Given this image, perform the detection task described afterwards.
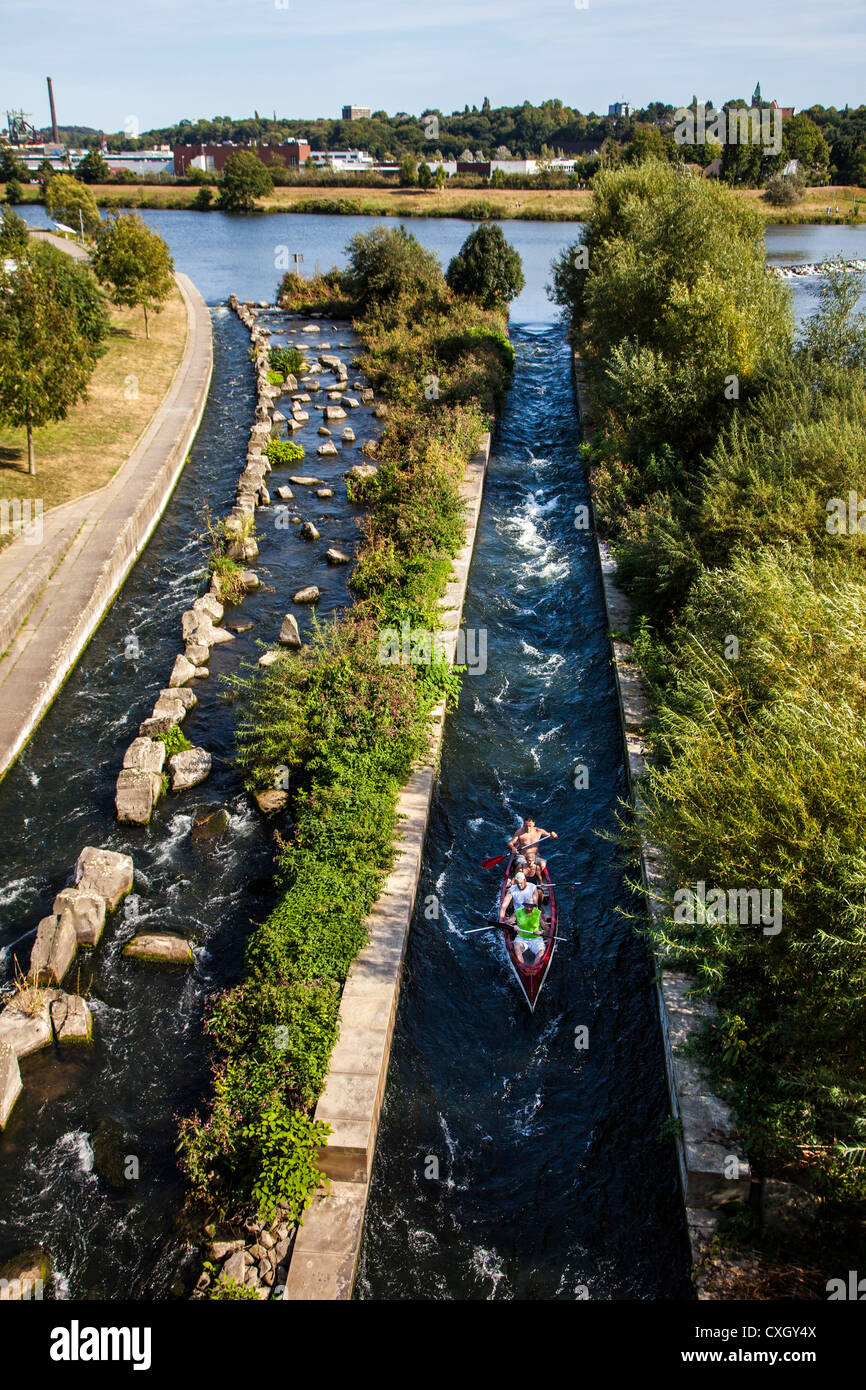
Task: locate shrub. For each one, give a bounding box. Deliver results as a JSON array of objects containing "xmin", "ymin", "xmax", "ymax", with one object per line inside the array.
[
  {"xmin": 264, "ymin": 439, "xmax": 305, "ymax": 466},
  {"xmin": 156, "ymin": 725, "xmax": 193, "ymax": 757},
  {"xmin": 343, "ymin": 224, "xmax": 446, "ymax": 311},
  {"xmin": 446, "ymin": 223, "xmax": 525, "ymax": 308},
  {"xmin": 269, "ymin": 344, "xmax": 303, "ymax": 377}
]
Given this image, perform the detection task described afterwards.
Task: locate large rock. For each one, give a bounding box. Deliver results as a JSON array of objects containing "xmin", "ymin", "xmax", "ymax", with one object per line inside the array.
[
  {"xmin": 288, "ymin": 476, "xmax": 320, "ymax": 486},
  {"xmin": 169, "ymin": 747, "xmax": 212, "ymax": 791},
  {"xmin": 342, "ymin": 428, "xmax": 356, "ymax": 443},
  {"xmin": 360, "ymin": 387, "xmax": 374, "ymax": 404},
  {"xmin": 116, "ymin": 767, "xmax": 164, "ymax": 825},
  {"xmin": 194, "ymin": 593, "xmax": 224, "ymax": 624},
  {"xmin": 300, "ymin": 522, "xmax": 320, "ymax": 541},
  {"xmin": 185, "ymin": 641, "xmax": 211, "ymax": 666},
  {"xmin": 160, "ymin": 686, "xmax": 197, "ymax": 711},
  {"xmin": 140, "ymin": 694, "xmax": 186, "ymax": 737},
  {"xmin": 279, "ymin": 614, "xmax": 301, "ymax": 647},
  {"xmin": 122, "ymin": 738, "xmax": 166, "ymax": 775},
  {"xmin": 48, "ymin": 992, "xmax": 93, "ymax": 1044},
  {"xmin": 51, "ymin": 888, "xmax": 106, "ymax": 948},
  {"xmin": 327, "ymin": 547, "xmax": 351, "ymax": 565},
  {"xmin": 0, "ymin": 1042, "xmax": 22, "ymax": 1130},
  {"xmin": 253, "ymin": 789, "xmax": 289, "ymax": 815},
  {"xmin": 341, "ymin": 396, "xmax": 360, "ymax": 410},
  {"xmin": 293, "ymin": 585, "xmax": 320, "ymax": 604},
  {"xmin": 123, "ymin": 934, "xmax": 194, "ymax": 966},
  {"xmin": 241, "ymin": 571, "xmax": 260, "ymax": 592},
  {"xmin": 0, "ymin": 993, "xmax": 52, "ymax": 1057},
  {"xmin": 28, "ymin": 913, "xmax": 77, "ymax": 986},
  {"xmin": 75, "ymin": 847, "xmax": 134, "ymax": 910},
  {"xmin": 347, "ymin": 463, "xmax": 378, "ymax": 483},
  {"xmin": 317, "ymin": 441, "xmax": 338, "ymax": 457},
  {"xmin": 276, "ymin": 486, "xmax": 294, "ymax": 501},
  {"xmin": 0, "ymin": 1249, "xmax": 51, "ymax": 1300},
  {"xmin": 169, "ymin": 654, "xmax": 198, "ymax": 688},
  {"xmin": 323, "ymin": 406, "xmax": 347, "ymax": 422}
]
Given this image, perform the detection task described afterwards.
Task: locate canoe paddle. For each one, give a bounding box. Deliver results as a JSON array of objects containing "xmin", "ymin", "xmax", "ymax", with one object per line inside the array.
[
  {"xmin": 464, "ymin": 920, "xmax": 570, "ymax": 943},
  {"xmin": 481, "ymin": 836, "xmax": 559, "ymax": 869}
]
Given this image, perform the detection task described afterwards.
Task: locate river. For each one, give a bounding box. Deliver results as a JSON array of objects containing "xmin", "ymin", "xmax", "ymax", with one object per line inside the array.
[{"xmin": 2, "ymin": 212, "xmax": 863, "ymax": 1298}]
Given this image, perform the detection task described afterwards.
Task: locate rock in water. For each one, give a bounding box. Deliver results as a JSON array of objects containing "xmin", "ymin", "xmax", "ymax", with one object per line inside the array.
[
  {"xmin": 342, "ymin": 428, "xmax": 356, "ymax": 443},
  {"xmin": 123, "ymin": 934, "xmax": 194, "ymax": 966},
  {"xmin": 28, "ymin": 914, "xmax": 77, "ymax": 986},
  {"xmin": 317, "ymin": 441, "xmax": 338, "ymax": 457},
  {"xmin": 122, "ymin": 738, "xmax": 166, "ymax": 775},
  {"xmin": 116, "ymin": 768, "xmax": 164, "ymax": 824},
  {"xmin": 326, "ymin": 547, "xmax": 351, "ymax": 565},
  {"xmin": 51, "ymin": 889, "xmax": 106, "ymax": 948},
  {"xmin": 279, "ymin": 614, "xmax": 301, "ymax": 647},
  {"xmin": 169, "ymin": 654, "xmax": 197, "ymax": 688},
  {"xmin": 75, "ymin": 847, "xmax": 134, "ymax": 910},
  {"xmin": 191, "ymin": 808, "xmax": 230, "ymax": 843},
  {"xmin": 253, "ymin": 789, "xmax": 289, "ymax": 814},
  {"xmin": 0, "ymin": 1042, "xmax": 22, "ymax": 1130},
  {"xmin": 316, "ymin": 488, "xmax": 334, "ymax": 498},
  {"xmin": 169, "ymin": 747, "xmax": 212, "ymax": 791},
  {"xmin": 293, "ymin": 585, "xmax": 320, "ymax": 604},
  {"xmin": 300, "ymin": 521, "xmax": 320, "ymax": 541}
]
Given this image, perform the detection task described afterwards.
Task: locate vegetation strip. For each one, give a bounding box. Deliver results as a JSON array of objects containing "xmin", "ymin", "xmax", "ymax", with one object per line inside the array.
[
  {"xmin": 552, "ymin": 158, "xmax": 866, "ymax": 1296},
  {"xmin": 179, "ymin": 224, "xmax": 521, "ymax": 1295}
]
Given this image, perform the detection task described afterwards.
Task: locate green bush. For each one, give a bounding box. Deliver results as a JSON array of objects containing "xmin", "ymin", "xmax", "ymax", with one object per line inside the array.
[
  {"xmin": 269, "ymin": 344, "xmax": 303, "ymax": 377},
  {"xmin": 264, "ymin": 439, "xmax": 305, "ymax": 466},
  {"xmin": 446, "ymin": 223, "xmax": 525, "ymax": 308},
  {"xmin": 156, "ymin": 726, "xmax": 193, "ymax": 757}
]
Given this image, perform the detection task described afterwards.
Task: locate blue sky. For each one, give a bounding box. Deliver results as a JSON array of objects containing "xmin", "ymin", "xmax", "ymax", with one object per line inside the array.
[{"xmin": 2, "ymin": 0, "xmax": 864, "ymax": 135}]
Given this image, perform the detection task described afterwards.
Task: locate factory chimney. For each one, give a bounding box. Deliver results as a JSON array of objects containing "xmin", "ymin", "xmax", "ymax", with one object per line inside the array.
[{"xmin": 46, "ymin": 76, "xmax": 60, "ymax": 143}]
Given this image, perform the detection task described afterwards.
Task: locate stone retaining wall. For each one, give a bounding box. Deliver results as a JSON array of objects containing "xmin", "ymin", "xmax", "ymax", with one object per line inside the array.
[
  {"xmin": 572, "ymin": 353, "xmax": 751, "ymax": 1290},
  {"xmin": 281, "ymin": 433, "xmax": 492, "ymax": 1301}
]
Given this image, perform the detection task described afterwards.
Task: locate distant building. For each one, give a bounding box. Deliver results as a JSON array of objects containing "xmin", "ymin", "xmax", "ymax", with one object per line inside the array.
[
  {"xmin": 173, "ymin": 140, "xmax": 311, "ymax": 175},
  {"xmin": 17, "ymin": 144, "xmax": 173, "ymax": 175},
  {"xmin": 608, "ymin": 102, "xmax": 634, "ymax": 118},
  {"xmin": 341, "ymin": 105, "xmax": 371, "ymax": 121},
  {"xmin": 309, "ymin": 149, "xmax": 375, "ymax": 170}
]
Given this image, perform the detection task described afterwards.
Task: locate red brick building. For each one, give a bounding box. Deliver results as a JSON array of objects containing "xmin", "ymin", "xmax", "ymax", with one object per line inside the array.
[{"xmin": 173, "ymin": 139, "xmax": 311, "ymax": 176}]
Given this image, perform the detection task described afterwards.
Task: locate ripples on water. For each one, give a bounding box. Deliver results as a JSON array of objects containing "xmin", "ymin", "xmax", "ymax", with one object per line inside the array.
[
  {"xmin": 0, "ymin": 309, "xmax": 379, "ymax": 1297},
  {"xmin": 355, "ymin": 325, "xmax": 692, "ymax": 1301}
]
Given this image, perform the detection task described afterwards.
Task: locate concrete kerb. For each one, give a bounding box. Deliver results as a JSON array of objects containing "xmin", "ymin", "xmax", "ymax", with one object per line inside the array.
[
  {"xmin": 282, "ymin": 432, "xmax": 492, "ymax": 1301},
  {"xmin": 0, "ymin": 272, "xmax": 213, "ymax": 782},
  {"xmin": 571, "ymin": 353, "xmax": 750, "ymax": 1285}
]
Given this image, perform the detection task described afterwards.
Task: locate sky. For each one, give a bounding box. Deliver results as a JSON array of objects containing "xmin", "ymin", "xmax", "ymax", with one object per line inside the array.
[{"xmin": 1, "ymin": 0, "xmax": 864, "ymax": 136}]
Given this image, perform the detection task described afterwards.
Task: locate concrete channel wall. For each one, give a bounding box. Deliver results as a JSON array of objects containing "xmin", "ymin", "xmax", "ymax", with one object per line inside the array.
[
  {"xmin": 0, "ymin": 273, "xmax": 213, "ymax": 781},
  {"xmin": 283, "ymin": 432, "xmax": 492, "ymax": 1301},
  {"xmin": 571, "ymin": 354, "xmax": 751, "ymax": 1287}
]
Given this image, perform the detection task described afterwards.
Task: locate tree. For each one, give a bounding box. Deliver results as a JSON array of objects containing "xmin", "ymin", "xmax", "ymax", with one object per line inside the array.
[
  {"xmin": 192, "ymin": 185, "xmax": 214, "ymax": 210},
  {"xmin": 445, "ymin": 223, "xmax": 525, "ymax": 309},
  {"xmin": 38, "ymin": 158, "xmax": 55, "ymax": 190},
  {"xmin": 432, "ymin": 165, "xmax": 447, "ymax": 191},
  {"xmin": 343, "ymin": 224, "xmax": 445, "ymax": 310},
  {"xmin": 218, "ymin": 151, "xmax": 273, "ymax": 212},
  {"xmin": 0, "ymin": 204, "xmax": 29, "ymax": 255},
  {"xmin": 76, "ymin": 149, "xmax": 110, "ymax": 184},
  {"xmin": 0, "ymin": 151, "xmax": 26, "ymax": 182},
  {"xmin": 92, "ymin": 213, "xmax": 175, "ymax": 338},
  {"xmin": 0, "ymin": 243, "xmax": 109, "ymax": 474},
  {"xmin": 45, "ymin": 173, "xmax": 101, "ymax": 237},
  {"xmin": 783, "ymin": 112, "xmax": 830, "ymax": 177},
  {"xmin": 4, "ymin": 179, "xmax": 23, "ymax": 205},
  {"xmin": 416, "ymin": 160, "xmax": 433, "ymax": 190},
  {"xmin": 398, "ymin": 152, "xmax": 418, "ymax": 186},
  {"xmin": 626, "ymin": 123, "xmax": 668, "ymax": 164}
]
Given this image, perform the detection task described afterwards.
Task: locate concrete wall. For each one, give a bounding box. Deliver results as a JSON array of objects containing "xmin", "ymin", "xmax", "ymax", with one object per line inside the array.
[
  {"xmin": 282, "ymin": 434, "xmax": 492, "ymax": 1301},
  {"xmin": 571, "ymin": 354, "xmax": 751, "ymax": 1285},
  {"xmin": 0, "ymin": 272, "xmax": 213, "ymax": 781}
]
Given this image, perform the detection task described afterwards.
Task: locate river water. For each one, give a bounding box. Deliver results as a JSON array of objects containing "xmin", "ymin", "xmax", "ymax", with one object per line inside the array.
[{"xmin": 3, "ymin": 212, "xmax": 863, "ymax": 1298}]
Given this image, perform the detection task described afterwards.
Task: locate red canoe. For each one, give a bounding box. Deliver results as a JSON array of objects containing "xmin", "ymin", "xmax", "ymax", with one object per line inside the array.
[{"xmin": 499, "ymin": 855, "xmax": 557, "ymax": 1012}]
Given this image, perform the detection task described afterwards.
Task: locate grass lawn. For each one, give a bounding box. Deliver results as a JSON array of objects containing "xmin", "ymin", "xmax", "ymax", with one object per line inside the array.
[
  {"xmin": 0, "ymin": 285, "xmax": 187, "ymax": 550},
  {"xmin": 8, "ymin": 181, "xmax": 866, "ymax": 225}
]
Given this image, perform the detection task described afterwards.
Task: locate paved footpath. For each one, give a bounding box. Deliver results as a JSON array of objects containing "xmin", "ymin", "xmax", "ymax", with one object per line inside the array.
[{"xmin": 0, "ymin": 262, "xmax": 213, "ymax": 782}]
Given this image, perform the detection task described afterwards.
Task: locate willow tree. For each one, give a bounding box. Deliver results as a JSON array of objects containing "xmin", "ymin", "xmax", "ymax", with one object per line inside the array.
[
  {"xmin": 92, "ymin": 213, "xmax": 175, "ymax": 339},
  {"xmin": 0, "ymin": 243, "xmax": 109, "ymax": 474}
]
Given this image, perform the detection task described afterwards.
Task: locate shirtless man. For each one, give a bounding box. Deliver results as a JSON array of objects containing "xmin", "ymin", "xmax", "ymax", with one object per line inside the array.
[{"xmin": 508, "ymin": 815, "xmax": 558, "ymax": 858}]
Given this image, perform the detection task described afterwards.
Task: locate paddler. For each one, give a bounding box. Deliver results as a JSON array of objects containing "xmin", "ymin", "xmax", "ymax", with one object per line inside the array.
[{"xmin": 499, "ymin": 870, "xmax": 545, "ymax": 964}]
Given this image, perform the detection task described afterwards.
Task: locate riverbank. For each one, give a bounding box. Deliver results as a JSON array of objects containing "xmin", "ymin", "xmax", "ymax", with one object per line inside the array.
[
  {"xmin": 0, "ymin": 271, "xmax": 212, "ymax": 781},
  {"xmin": 7, "ymin": 181, "xmax": 865, "ymax": 224}
]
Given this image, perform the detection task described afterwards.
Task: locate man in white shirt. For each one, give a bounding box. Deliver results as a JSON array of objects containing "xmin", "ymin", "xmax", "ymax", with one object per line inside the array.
[{"xmin": 500, "ymin": 870, "xmax": 544, "ymax": 963}]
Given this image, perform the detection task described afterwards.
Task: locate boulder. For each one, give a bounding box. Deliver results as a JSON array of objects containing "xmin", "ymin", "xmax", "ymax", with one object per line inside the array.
[
  {"xmin": 361, "ymin": 440, "xmax": 378, "ymax": 458},
  {"xmin": 327, "ymin": 391, "xmax": 343, "ymax": 402},
  {"xmin": 279, "ymin": 614, "xmax": 302, "ymax": 647},
  {"xmin": 288, "ymin": 476, "xmax": 320, "ymax": 486},
  {"xmin": 374, "ymin": 404, "xmax": 388, "ymax": 420},
  {"xmin": 122, "ymin": 738, "xmax": 166, "ymax": 775},
  {"xmin": 258, "ymin": 651, "xmax": 279, "ymax": 667},
  {"xmin": 293, "ymin": 585, "xmax": 320, "ymax": 604},
  {"xmin": 0, "ymin": 1249, "xmax": 51, "ymax": 1301},
  {"xmin": 316, "ymin": 488, "xmax": 334, "ymax": 498},
  {"xmin": 318, "ymin": 427, "xmax": 332, "ymax": 437},
  {"xmin": 300, "ymin": 522, "xmax": 320, "ymax": 541},
  {"xmin": 116, "ymin": 767, "xmax": 164, "ymax": 825},
  {"xmin": 300, "ymin": 323, "xmax": 321, "ymax": 333},
  {"xmin": 51, "ymin": 888, "xmax": 106, "ymax": 948},
  {"xmin": 253, "ymin": 789, "xmax": 289, "ymax": 815},
  {"xmin": 48, "ymin": 992, "xmax": 92, "ymax": 1044},
  {"xmin": 361, "ymin": 387, "xmax": 374, "ymax": 404},
  {"xmin": 324, "ymin": 406, "xmax": 347, "ymax": 422},
  {"xmin": 341, "ymin": 396, "xmax": 361, "ymax": 409},
  {"xmin": 123, "ymin": 934, "xmax": 194, "ymax": 966},
  {"xmin": 75, "ymin": 847, "xmax": 134, "ymax": 910},
  {"xmin": 169, "ymin": 747, "xmax": 212, "ymax": 791},
  {"xmin": 347, "ymin": 463, "xmax": 378, "ymax": 482},
  {"xmin": 257, "ymin": 487, "xmax": 270, "ymax": 507},
  {"xmin": 276, "ymin": 486, "xmax": 294, "ymax": 501},
  {"xmin": 283, "ymin": 373, "xmax": 298, "ymax": 392},
  {"xmin": 227, "ymin": 618, "xmax": 253, "ymax": 634},
  {"xmin": 241, "ymin": 570, "xmax": 260, "ymax": 592},
  {"xmin": 160, "ymin": 686, "xmax": 196, "ymax": 712},
  {"xmin": 169, "ymin": 654, "xmax": 197, "ymax": 688},
  {"xmin": 0, "ymin": 1042, "xmax": 22, "ymax": 1130},
  {"xmin": 291, "ymin": 410, "xmax": 309, "ymax": 423},
  {"xmin": 28, "ymin": 913, "xmax": 77, "ymax": 986},
  {"xmin": 0, "ymin": 994, "xmax": 52, "ymax": 1058},
  {"xmin": 191, "ymin": 808, "xmax": 229, "ymax": 842},
  {"xmin": 285, "ymin": 417, "xmax": 303, "ymax": 432},
  {"xmin": 194, "ymin": 593, "xmax": 224, "ymax": 624},
  {"xmin": 342, "ymin": 428, "xmax": 356, "ymax": 443},
  {"xmin": 317, "ymin": 442, "xmax": 338, "ymax": 457},
  {"xmin": 291, "ymin": 393, "xmax": 311, "ymax": 403},
  {"xmin": 327, "ymin": 547, "xmax": 351, "ymax": 565}
]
